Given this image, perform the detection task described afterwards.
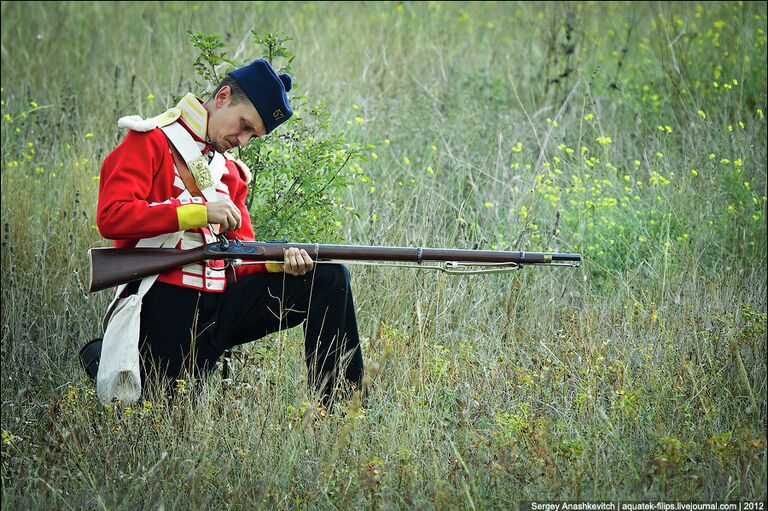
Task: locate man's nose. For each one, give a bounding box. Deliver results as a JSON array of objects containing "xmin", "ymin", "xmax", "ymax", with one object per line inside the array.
[{"xmin": 237, "ymin": 133, "xmax": 251, "ymax": 147}]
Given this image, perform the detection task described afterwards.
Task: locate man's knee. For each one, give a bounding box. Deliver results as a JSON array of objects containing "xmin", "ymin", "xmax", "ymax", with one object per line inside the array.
[{"xmin": 312, "ymin": 263, "xmax": 351, "ymax": 291}]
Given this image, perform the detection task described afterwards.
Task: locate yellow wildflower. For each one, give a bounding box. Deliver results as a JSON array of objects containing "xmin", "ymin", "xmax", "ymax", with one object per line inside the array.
[
  {"xmin": 596, "ymin": 136, "xmax": 612, "ymax": 145},
  {"xmin": 2, "ymin": 429, "xmax": 17, "ymax": 446}
]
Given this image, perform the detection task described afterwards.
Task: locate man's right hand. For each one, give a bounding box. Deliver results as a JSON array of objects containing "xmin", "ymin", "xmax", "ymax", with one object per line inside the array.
[{"xmin": 205, "ymin": 199, "xmax": 242, "ymax": 232}]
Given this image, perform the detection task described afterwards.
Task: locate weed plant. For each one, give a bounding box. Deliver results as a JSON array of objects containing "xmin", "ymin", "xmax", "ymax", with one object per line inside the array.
[{"xmin": 1, "ymin": 2, "xmax": 766, "ymax": 509}]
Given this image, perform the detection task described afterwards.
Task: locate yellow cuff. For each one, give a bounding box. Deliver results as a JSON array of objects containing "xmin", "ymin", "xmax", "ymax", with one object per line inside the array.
[
  {"xmin": 177, "ymin": 204, "xmax": 208, "ymax": 231},
  {"xmin": 265, "ymin": 262, "xmax": 284, "ymax": 273}
]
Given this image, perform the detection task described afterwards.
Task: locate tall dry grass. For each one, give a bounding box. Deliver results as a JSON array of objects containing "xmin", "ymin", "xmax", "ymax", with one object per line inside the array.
[{"xmin": 1, "ymin": 2, "xmax": 766, "ymax": 508}]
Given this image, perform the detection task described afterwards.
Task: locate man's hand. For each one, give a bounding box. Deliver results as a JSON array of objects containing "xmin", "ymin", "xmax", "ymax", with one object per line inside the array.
[
  {"xmin": 206, "ymin": 199, "xmax": 241, "ymax": 232},
  {"xmin": 283, "ymin": 247, "xmax": 314, "ymax": 276}
]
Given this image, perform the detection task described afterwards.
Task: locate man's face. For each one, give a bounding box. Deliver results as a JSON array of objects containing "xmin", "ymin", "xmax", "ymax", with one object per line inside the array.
[{"xmin": 206, "ymin": 86, "xmax": 267, "ymax": 153}]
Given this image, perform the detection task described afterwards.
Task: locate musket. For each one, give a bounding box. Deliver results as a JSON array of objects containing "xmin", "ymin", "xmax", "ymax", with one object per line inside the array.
[{"xmin": 88, "ymin": 238, "xmax": 581, "ymax": 293}]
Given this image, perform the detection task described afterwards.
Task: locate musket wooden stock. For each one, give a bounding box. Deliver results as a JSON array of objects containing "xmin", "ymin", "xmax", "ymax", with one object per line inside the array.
[
  {"xmin": 89, "ymin": 246, "xmax": 209, "ymax": 293},
  {"xmin": 88, "ymin": 241, "xmax": 581, "ymax": 293}
]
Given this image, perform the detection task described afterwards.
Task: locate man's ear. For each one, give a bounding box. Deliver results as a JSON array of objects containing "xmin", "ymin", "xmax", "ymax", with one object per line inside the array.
[{"xmin": 214, "ymin": 86, "xmax": 231, "ymax": 108}]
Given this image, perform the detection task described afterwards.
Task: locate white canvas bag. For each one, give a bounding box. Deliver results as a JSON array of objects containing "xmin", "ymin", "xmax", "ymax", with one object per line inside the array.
[{"xmin": 96, "ymin": 232, "xmax": 182, "ymax": 404}]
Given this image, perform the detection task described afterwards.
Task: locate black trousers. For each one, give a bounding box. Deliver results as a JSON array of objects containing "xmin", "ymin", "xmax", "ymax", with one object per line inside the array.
[{"xmin": 137, "ymin": 264, "xmax": 364, "ymax": 404}]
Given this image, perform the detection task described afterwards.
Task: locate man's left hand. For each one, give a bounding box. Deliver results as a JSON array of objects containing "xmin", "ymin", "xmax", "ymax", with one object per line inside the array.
[{"xmin": 283, "ymin": 247, "xmax": 314, "ymax": 276}]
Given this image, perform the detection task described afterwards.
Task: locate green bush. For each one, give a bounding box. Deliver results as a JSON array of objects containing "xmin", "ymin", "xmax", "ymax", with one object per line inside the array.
[{"xmin": 189, "ymin": 29, "xmax": 366, "ymax": 242}]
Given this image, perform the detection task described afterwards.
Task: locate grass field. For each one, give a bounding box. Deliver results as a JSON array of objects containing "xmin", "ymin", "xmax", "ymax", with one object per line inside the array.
[{"xmin": 1, "ymin": 1, "xmax": 766, "ymax": 509}]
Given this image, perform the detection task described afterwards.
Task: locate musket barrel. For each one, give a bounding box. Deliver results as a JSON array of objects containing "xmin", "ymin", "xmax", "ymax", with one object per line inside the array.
[
  {"xmin": 243, "ymin": 242, "xmax": 580, "ymax": 265},
  {"xmin": 552, "ymin": 252, "xmax": 581, "ymax": 261}
]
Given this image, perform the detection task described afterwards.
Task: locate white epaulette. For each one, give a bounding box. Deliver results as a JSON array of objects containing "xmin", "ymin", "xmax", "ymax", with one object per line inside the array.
[{"xmin": 117, "ymin": 107, "xmax": 182, "ymax": 132}]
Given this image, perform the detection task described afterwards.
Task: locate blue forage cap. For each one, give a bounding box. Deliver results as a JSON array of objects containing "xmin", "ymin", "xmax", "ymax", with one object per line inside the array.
[{"xmin": 228, "ymin": 59, "xmax": 293, "ymax": 134}]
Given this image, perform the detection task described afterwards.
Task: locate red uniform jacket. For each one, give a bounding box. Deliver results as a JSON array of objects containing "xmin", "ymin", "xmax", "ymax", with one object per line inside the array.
[{"xmin": 97, "ymin": 125, "xmax": 266, "ymax": 292}]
